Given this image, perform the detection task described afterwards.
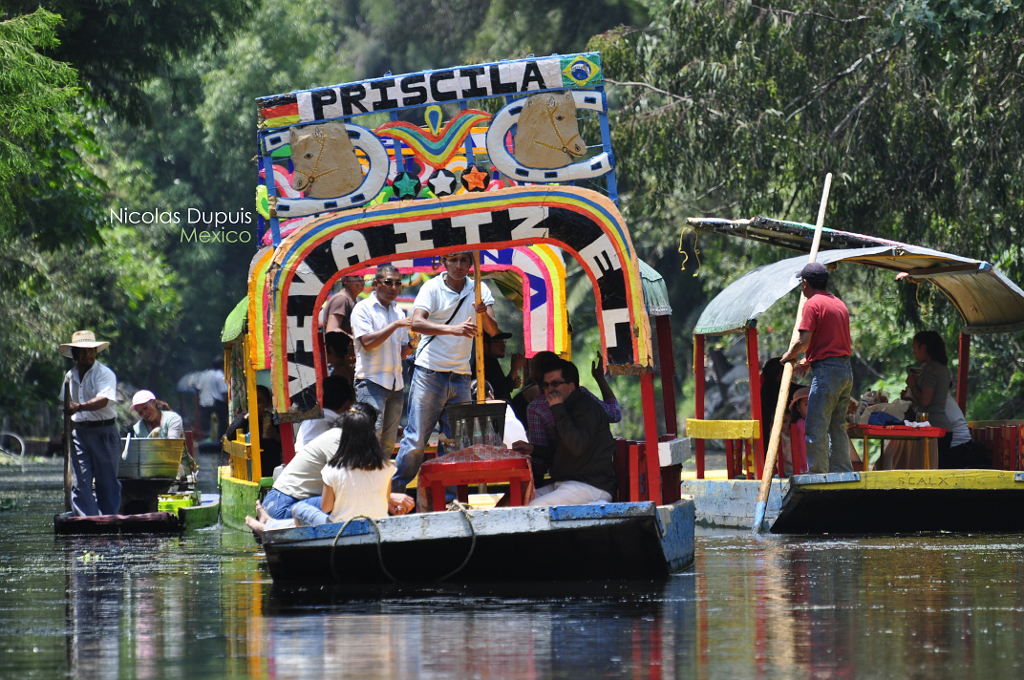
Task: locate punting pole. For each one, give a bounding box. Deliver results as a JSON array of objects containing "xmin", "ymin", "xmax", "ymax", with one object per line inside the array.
[
  {"xmin": 473, "ymin": 251, "xmax": 485, "ymax": 404},
  {"xmin": 63, "ymin": 381, "xmax": 72, "ymax": 513},
  {"xmin": 752, "ymin": 173, "xmax": 832, "ymax": 534}
]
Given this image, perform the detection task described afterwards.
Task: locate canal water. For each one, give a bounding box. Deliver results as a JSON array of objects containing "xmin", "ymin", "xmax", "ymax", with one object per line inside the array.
[{"xmin": 2, "ymin": 462, "xmax": 1024, "ymax": 679}]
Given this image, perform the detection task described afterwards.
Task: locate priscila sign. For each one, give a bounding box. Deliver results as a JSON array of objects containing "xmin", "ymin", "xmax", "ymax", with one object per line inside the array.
[{"xmin": 257, "ymin": 53, "xmax": 604, "ymax": 127}]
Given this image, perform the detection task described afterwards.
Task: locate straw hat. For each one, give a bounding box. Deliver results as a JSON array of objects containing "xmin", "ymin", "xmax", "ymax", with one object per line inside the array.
[
  {"xmin": 789, "ymin": 387, "xmax": 811, "ymax": 410},
  {"xmin": 59, "ymin": 330, "xmax": 110, "ymax": 358}
]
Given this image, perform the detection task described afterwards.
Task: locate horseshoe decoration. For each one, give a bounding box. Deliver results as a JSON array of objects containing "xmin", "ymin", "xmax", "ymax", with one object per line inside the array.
[
  {"xmin": 485, "ymin": 91, "xmax": 612, "ymax": 183},
  {"xmin": 262, "ymin": 123, "xmax": 390, "ymax": 217}
]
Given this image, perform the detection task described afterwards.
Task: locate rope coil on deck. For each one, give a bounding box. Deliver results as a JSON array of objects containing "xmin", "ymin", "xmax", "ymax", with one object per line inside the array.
[
  {"xmin": 331, "ymin": 515, "xmax": 397, "ymax": 583},
  {"xmin": 438, "ymin": 501, "xmax": 478, "ymax": 582},
  {"xmin": 328, "ymin": 501, "xmax": 479, "ymax": 584}
]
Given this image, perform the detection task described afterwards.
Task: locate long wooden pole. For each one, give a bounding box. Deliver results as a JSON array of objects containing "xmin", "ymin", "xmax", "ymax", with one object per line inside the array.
[
  {"xmin": 473, "ymin": 252, "xmax": 485, "ymax": 403},
  {"xmin": 752, "ymin": 173, "xmax": 832, "ymax": 533},
  {"xmin": 63, "ymin": 381, "xmax": 72, "ymax": 513}
]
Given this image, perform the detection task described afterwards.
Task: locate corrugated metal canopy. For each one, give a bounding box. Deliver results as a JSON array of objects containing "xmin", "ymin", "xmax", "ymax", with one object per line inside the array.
[{"xmin": 694, "ymin": 245, "xmax": 1024, "ymax": 336}]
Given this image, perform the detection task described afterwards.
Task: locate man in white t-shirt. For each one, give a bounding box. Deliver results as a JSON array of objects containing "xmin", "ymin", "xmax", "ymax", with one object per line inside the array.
[{"xmin": 391, "ymin": 252, "xmax": 498, "ymax": 494}]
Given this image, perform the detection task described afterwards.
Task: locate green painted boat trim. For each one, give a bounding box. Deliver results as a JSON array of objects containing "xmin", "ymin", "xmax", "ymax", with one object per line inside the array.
[
  {"xmin": 179, "ymin": 496, "xmax": 220, "ymax": 531},
  {"xmin": 219, "ymin": 469, "xmax": 264, "ymax": 531}
]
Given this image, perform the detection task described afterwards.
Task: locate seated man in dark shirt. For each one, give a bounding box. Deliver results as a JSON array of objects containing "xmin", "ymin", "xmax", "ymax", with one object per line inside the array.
[{"xmin": 512, "ymin": 359, "xmax": 616, "ymax": 505}]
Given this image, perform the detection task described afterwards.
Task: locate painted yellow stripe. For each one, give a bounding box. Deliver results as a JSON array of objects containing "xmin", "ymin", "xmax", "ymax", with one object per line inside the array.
[
  {"xmin": 686, "ymin": 419, "xmax": 761, "ymax": 440},
  {"xmin": 263, "ymin": 114, "xmax": 300, "ymax": 128},
  {"xmin": 798, "ymin": 469, "xmax": 1022, "ymax": 491}
]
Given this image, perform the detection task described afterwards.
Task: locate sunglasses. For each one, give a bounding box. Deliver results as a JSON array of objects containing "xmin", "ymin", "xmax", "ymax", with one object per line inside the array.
[
  {"xmin": 377, "ymin": 278, "xmax": 402, "ymax": 287},
  {"xmin": 540, "ymin": 379, "xmax": 568, "ymax": 390}
]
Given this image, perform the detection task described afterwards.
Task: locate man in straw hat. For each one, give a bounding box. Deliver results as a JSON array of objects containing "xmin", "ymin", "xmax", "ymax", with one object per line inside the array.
[{"xmin": 60, "ymin": 330, "xmax": 121, "ymax": 516}]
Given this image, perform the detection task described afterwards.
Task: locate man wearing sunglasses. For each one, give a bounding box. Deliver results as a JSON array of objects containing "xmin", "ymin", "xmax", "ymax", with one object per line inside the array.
[
  {"xmin": 391, "ymin": 251, "xmax": 499, "ymax": 494},
  {"xmin": 351, "ymin": 265, "xmax": 414, "ymax": 455},
  {"xmin": 513, "ymin": 359, "xmax": 616, "ymax": 506}
]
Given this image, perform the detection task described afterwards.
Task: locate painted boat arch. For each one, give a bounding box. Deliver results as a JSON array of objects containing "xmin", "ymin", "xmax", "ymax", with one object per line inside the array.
[
  {"xmin": 247, "ymin": 243, "xmax": 570, "ymax": 378},
  {"xmin": 347, "ymin": 244, "xmax": 571, "ymax": 359},
  {"xmin": 264, "ymin": 186, "xmax": 651, "ymax": 417}
]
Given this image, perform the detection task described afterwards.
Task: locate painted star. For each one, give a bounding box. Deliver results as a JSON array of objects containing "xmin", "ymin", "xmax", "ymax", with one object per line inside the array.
[
  {"xmin": 461, "ymin": 165, "xmax": 491, "ymax": 192},
  {"xmin": 428, "ymin": 169, "xmax": 457, "ymax": 196},
  {"xmin": 392, "ymin": 172, "xmax": 421, "ymax": 199}
]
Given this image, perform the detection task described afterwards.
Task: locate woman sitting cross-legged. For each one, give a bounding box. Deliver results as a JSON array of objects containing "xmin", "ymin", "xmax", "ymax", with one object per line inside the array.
[{"xmin": 246, "ymin": 403, "xmax": 413, "ymax": 538}]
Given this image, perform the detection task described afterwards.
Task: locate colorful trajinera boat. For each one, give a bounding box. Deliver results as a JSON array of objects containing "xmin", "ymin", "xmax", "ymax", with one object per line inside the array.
[
  {"xmin": 681, "ymin": 216, "xmax": 1024, "ymax": 533},
  {"xmin": 220, "ymin": 52, "xmax": 695, "ymax": 583}
]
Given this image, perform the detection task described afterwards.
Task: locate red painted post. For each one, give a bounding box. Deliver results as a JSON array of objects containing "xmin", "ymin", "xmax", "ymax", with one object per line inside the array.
[
  {"xmin": 746, "ymin": 327, "xmax": 764, "ymax": 465},
  {"xmin": 642, "ymin": 372, "xmax": 663, "ymax": 504},
  {"xmin": 694, "ymin": 334, "xmax": 706, "ymax": 480},
  {"xmin": 957, "ymin": 332, "xmax": 970, "ymax": 415},
  {"xmin": 279, "ymin": 422, "xmax": 295, "ymax": 464},
  {"xmin": 656, "ymin": 316, "xmax": 678, "ymax": 437},
  {"xmin": 725, "ymin": 439, "xmax": 734, "ymax": 480}
]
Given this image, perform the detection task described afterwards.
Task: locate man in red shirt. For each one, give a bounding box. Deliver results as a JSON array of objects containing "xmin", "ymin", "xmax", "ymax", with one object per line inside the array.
[{"xmin": 781, "ymin": 262, "xmax": 854, "ymax": 474}]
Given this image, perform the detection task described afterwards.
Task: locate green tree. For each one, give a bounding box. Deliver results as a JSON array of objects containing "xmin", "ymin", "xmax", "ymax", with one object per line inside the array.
[{"xmin": 594, "ymin": 0, "xmax": 1024, "ymax": 418}]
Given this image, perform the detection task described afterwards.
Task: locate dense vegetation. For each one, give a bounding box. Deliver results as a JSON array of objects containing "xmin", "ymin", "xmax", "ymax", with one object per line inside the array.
[{"xmin": 1, "ymin": 0, "xmax": 1021, "ymax": 436}]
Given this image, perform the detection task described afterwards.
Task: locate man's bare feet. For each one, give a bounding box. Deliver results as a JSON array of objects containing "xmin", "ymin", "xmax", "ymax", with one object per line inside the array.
[
  {"xmin": 255, "ymin": 500, "xmax": 271, "ymax": 524},
  {"xmin": 245, "ymin": 514, "xmax": 265, "ymax": 538}
]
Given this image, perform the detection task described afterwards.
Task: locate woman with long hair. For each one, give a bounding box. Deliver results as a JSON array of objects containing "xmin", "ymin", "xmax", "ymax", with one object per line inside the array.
[
  {"xmin": 245, "ymin": 403, "xmax": 414, "ymax": 537},
  {"xmin": 906, "ymin": 330, "xmax": 955, "ymax": 457},
  {"xmin": 291, "ymin": 403, "xmax": 410, "ymax": 526}
]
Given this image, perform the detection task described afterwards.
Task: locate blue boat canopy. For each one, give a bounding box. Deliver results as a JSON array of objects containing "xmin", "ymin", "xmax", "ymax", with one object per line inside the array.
[{"xmin": 688, "ymin": 219, "xmax": 1024, "ymax": 336}]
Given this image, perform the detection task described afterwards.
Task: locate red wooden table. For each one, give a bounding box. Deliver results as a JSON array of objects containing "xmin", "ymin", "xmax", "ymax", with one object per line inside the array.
[
  {"xmin": 417, "ymin": 456, "xmax": 533, "ymax": 511},
  {"xmin": 848, "ymin": 424, "xmax": 947, "ymax": 471}
]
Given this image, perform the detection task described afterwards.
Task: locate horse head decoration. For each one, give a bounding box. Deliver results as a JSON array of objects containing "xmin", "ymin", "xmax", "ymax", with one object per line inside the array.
[
  {"xmin": 289, "ymin": 122, "xmax": 364, "ymax": 198},
  {"xmin": 513, "ymin": 91, "xmax": 586, "ymax": 169}
]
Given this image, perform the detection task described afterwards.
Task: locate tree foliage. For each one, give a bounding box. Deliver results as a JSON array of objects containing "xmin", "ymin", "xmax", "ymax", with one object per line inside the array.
[{"xmin": 594, "ymin": 0, "xmax": 1024, "ymax": 418}]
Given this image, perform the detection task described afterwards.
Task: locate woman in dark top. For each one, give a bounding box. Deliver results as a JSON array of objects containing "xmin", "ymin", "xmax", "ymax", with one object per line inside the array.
[{"xmin": 906, "ymin": 330, "xmax": 953, "ymax": 457}]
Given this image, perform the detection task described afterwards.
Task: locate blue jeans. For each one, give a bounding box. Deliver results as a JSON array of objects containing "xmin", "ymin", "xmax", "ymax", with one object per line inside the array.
[
  {"xmin": 805, "ymin": 356, "xmax": 854, "ymax": 474},
  {"xmin": 391, "ymin": 367, "xmax": 471, "ymax": 493},
  {"xmin": 262, "ymin": 488, "xmax": 301, "ymax": 521},
  {"xmin": 291, "ymin": 495, "xmax": 329, "ymax": 525},
  {"xmin": 355, "ymin": 378, "xmax": 405, "ymax": 455},
  {"xmin": 71, "ymin": 425, "xmax": 122, "ymax": 516}
]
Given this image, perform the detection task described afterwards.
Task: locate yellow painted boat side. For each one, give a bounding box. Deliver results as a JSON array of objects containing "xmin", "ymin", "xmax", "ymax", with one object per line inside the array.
[{"xmin": 796, "ymin": 469, "xmax": 1021, "ymax": 492}]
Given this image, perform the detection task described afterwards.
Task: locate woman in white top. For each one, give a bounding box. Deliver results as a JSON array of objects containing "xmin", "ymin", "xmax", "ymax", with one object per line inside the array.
[
  {"xmin": 292, "ymin": 403, "xmax": 408, "ymax": 525},
  {"xmin": 245, "ymin": 403, "xmax": 414, "ymax": 537}
]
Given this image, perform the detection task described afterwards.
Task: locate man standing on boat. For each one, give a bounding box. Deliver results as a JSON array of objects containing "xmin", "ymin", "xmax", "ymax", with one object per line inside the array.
[
  {"xmin": 781, "ymin": 263, "xmax": 854, "ymax": 474},
  {"xmin": 391, "ymin": 252, "xmax": 498, "ymax": 494},
  {"xmin": 60, "ymin": 330, "xmax": 121, "ymax": 516},
  {"xmin": 512, "ymin": 359, "xmax": 616, "ymax": 505},
  {"xmin": 323, "ymin": 274, "xmax": 365, "ymax": 385},
  {"xmin": 351, "ymin": 264, "xmax": 413, "ymax": 454}
]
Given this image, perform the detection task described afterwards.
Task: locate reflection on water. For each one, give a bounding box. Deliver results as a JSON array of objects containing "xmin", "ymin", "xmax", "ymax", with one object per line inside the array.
[{"xmin": 2, "ymin": 479, "xmax": 1024, "ymax": 678}]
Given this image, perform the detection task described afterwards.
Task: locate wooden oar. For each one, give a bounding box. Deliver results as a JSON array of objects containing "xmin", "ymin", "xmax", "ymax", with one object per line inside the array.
[
  {"xmin": 63, "ymin": 381, "xmax": 72, "ymax": 513},
  {"xmin": 752, "ymin": 173, "xmax": 832, "ymax": 534},
  {"xmin": 473, "ymin": 251, "xmax": 485, "ymax": 404}
]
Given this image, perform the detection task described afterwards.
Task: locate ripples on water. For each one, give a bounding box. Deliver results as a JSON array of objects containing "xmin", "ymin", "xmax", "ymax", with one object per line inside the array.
[{"xmin": 1, "ymin": 473, "xmax": 1023, "ymax": 679}]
